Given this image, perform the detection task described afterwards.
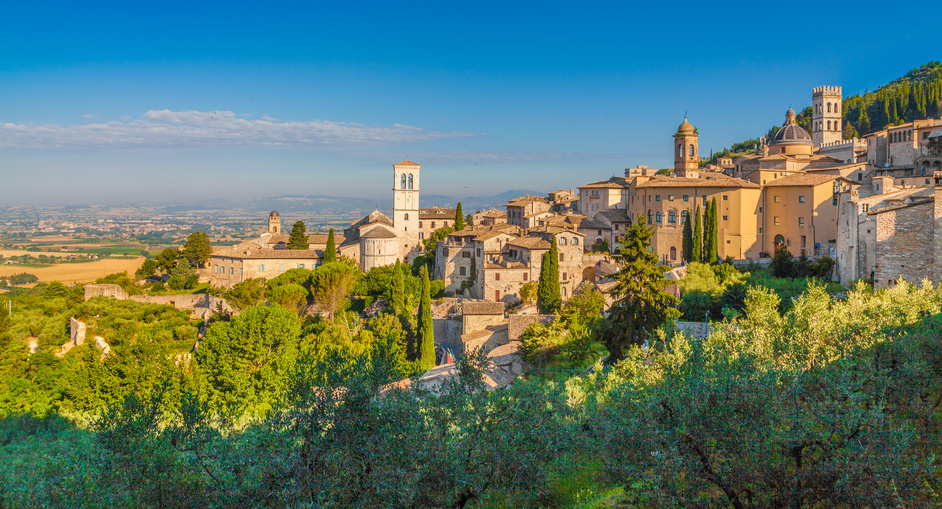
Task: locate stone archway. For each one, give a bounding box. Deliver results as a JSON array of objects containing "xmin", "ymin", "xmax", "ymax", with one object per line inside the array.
[{"xmin": 774, "ymin": 234, "xmax": 786, "ymax": 247}]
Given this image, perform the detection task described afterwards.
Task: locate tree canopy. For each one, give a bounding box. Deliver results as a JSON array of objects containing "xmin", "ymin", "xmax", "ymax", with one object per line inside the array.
[
  {"xmin": 182, "ymin": 232, "xmax": 212, "ymax": 268},
  {"xmin": 287, "ymin": 220, "xmax": 309, "ymax": 250}
]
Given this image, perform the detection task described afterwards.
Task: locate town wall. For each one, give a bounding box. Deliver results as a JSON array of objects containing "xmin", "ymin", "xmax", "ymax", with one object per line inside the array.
[{"xmin": 83, "ymin": 284, "xmax": 129, "ymax": 301}]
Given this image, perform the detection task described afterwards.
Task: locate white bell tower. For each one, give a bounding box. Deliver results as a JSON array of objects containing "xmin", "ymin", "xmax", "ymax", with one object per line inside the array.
[{"xmin": 392, "ymin": 160, "xmax": 420, "ymax": 260}]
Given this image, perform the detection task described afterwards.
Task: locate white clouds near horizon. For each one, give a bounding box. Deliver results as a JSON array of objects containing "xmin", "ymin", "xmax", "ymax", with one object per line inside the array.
[{"xmin": 0, "ymin": 110, "xmax": 477, "ymax": 149}]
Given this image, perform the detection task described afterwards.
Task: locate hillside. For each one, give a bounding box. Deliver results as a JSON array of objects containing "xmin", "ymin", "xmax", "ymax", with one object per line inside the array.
[{"xmin": 708, "ymin": 61, "xmax": 942, "ymax": 163}]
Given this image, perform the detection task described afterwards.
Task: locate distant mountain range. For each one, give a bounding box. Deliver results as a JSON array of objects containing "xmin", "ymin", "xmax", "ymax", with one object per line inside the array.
[{"xmin": 157, "ymin": 189, "xmax": 543, "ymax": 216}]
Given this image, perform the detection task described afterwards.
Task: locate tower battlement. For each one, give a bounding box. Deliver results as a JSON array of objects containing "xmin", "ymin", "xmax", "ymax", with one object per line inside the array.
[{"xmin": 813, "ymin": 85, "xmax": 842, "ymax": 96}]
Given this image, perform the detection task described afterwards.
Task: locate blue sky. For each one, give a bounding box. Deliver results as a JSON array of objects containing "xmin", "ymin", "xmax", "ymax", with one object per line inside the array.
[{"xmin": 2, "ymin": 1, "xmax": 939, "ymax": 205}]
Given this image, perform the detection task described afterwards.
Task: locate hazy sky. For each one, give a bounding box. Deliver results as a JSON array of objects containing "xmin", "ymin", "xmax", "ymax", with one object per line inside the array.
[{"xmin": 2, "ymin": 1, "xmax": 940, "ymax": 205}]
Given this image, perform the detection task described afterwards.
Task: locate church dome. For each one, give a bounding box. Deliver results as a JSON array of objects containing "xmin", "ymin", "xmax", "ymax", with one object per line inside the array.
[
  {"xmin": 677, "ymin": 117, "xmax": 695, "ymax": 134},
  {"xmin": 770, "ymin": 108, "xmax": 812, "ymax": 145},
  {"xmin": 269, "ymin": 209, "xmax": 280, "ymax": 219}
]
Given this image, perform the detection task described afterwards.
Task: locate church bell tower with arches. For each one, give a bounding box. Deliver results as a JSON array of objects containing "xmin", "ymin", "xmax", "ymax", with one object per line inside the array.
[
  {"xmin": 393, "ymin": 160, "xmax": 420, "ymax": 260},
  {"xmin": 673, "ymin": 116, "xmax": 700, "ymax": 178}
]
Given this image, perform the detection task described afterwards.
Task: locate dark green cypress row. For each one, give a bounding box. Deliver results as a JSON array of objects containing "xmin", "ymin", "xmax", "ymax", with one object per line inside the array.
[
  {"xmin": 537, "ymin": 236, "xmax": 561, "ymax": 313},
  {"xmin": 324, "ymin": 228, "xmax": 337, "ymax": 263},
  {"xmin": 416, "ymin": 264, "xmax": 435, "ymax": 371},
  {"xmin": 692, "ymin": 204, "xmax": 702, "ymax": 263}
]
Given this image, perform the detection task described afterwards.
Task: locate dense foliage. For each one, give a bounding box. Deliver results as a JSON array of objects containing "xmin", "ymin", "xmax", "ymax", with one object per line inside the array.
[
  {"xmin": 537, "ymin": 236, "xmax": 561, "ymax": 313},
  {"xmin": 3, "ymin": 278, "xmax": 941, "ymax": 506},
  {"xmin": 286, "ymin": 220, "xmax": 309, "ymax": 250}
]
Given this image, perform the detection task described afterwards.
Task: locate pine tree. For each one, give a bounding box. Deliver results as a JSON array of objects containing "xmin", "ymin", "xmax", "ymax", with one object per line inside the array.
[
  {"xmin": 287, "ymin": 221, "xmax": 309, "ymax": 250},
  {"xmin": 858, "ymin": 108, "xmax": 870, "ymax": 134},
  {"xmin": 454, "ymin": 202, "xmax": 465, "ymax": 230},
  {"xmin": 692, "ymin": 205, "xmax": 702, "ymax": 263},
  {"xmin": 599, "ymin": 222, "xmax": 680, "ymax": 362},
  {"xmin": 681, "ymin": 209, "xmax": 693, "ymax": 263},
  {"xmin": 416, "ymin": 264, "xmax": 435, "ymax": 371},
  {"xmin": 537, "ymin": 237, "xmax": 562, "ymax": 313},
  {"xmin": 324, "ymin": 228, "xmax": 336, "ymax": 263},
  {"xmin": 391, "ymin": 259, "xmax": 405, "ymax": 315},
  {"xmin": 182, "ymin": 231, "xmax": 212, "ymax": 267}
]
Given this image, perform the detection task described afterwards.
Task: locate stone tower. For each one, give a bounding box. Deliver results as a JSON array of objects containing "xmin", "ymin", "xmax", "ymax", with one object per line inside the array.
[
  {"xmin": 812, "ymin": 86, "xmax": 843, "ymax": 147},
  {"xmin": 393, "ymin": 160, "xmax": 420, "ymax": 260},
  {"xmin": 268, "ymin": 210, "xmax": 281, "ymax": 234},
  {"xmin": 673, "ymin": 117, "xmax": 700, "ymax": 178}
]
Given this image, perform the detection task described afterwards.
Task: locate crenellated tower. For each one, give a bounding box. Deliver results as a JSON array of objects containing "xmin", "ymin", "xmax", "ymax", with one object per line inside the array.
[{"xmin": 812, "ymin": 85, "xmax": 843, "ymax": 147}]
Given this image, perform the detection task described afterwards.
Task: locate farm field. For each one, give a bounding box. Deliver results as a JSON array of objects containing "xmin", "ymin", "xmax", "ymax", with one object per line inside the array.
[
  {"xmin": 0, "ymin": 249, "xmax": 75, "ymax": 258},
  {"xmin": 0, "ymin": 257, "xmax": 145, "ymax": 283}
]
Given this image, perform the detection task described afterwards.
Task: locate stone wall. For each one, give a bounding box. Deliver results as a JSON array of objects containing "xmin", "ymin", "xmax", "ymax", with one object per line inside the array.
[
  {"xmin": 129, "ymin": 294, "xmax": 234, "ymax": 316},
  {"xmin": 83, "ymin": 284, "xmax": 129, "ymax": 301},
  {"xmin": 873, "ymin": 201, "xmax": 934, "ymax": 288},
  {"xmin": 69, "ymin": 316, "xmax": 86, "ymax": 346}
]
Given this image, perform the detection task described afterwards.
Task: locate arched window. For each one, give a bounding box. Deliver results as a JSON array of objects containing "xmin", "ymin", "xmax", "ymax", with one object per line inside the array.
[
  {"xmin": 647, "ymin": 210, "xmax": 652, "ymax": 225},
  {"xmin": 400, "ymin": 174, "xmax": 406, "ymax": 189},
  {"xmin": 689, "ymin": 144, "xmax": 695, "ymax": 157},
  {"xmin": 572, "ymin": 237, "xmax": 578, "ymax": 245},
  {"xmin": 669, "ymin": 246, "xmax": 677, "ymax": 261},
  {"xmin": 678, "ymin": 144, "xmax": 683, "ymax": 158},
  {"xmin": 655, "ymin": 211, "xmax": 662, "ymax": 222},
  {"xmin": 408, "ymin": 174, "xmax": 414, "ymax": 189},
  {"xmin": 681, "ymin": 210, "xmax": 689, "ymax": 224},
  {"xmin": 828, "ymin": 102, "xmax": 832, "ymax": 113},
  {"xmin": 668, "ymin": 210, "xmax": 676, "ymax": 223},
  {"xmin": 559, "ymin": 237, "xmax": 567, "ymax": 245},
  {"xmin": 827, "ymin": 120, "xmax": 831, "ymax": 130},
  {"xmin": 404, "ymin": 213, "xmax": 409, "ymax": 220}
]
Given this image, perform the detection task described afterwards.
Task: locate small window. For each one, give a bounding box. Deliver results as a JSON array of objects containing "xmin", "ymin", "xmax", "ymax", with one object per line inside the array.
[
  {"xmin": 462, "ymin": 252, "xmax": 470, "ymax": 258},
  {"xmin": 419, "ymin": 232, "xmax": 424, "ymax": 239},
  {"xmin": 560, "ymin": 237, "xmax": 568, "ymax": 245},
  {"xmin": 798, "ymin": 196, "xmax": 805, "ymax": 203},
  {"xmin": 559, "ymin": 253, "xmax": 564, "ymax": 262},
  {"xmin": 418, "ymin": 221, "xmax": 423, "ymax": 228},
  {"xmin": 798, "ymin": 217, "xmax": 805, "ymax": 227},
  {"xmin": 259, "ymin": 264, "xmax": 266, "ymax": 272},
  {"xmin": 773, "ymin": 217, "xmax": 780, "ymax": 226},
  {"xmin": 572, "ymin": 237, "xmax": 578, "ymax": 245},
  {"xmin": 723, "ymin": 195, "xmax": 728, "ymax": 201},
  {"xmin": 495, "ymin": 273, "xmax": 500, "ymax": 281},
  {"xmin": 774, "ymin": 196, "xmax": 781, "ymax": 203},
  {"xmin": 404, "ymin": 213, "xmax": 409, "ymax": 220},
  {"xmin": 562, "ymin": 272, "xmax": 568, "ymax": 281},
  {"xmin": 523, "ymin": 273, "xmax": 528, "ymax": 281},
  {"xmin": 431, "ymin": 222, "xmax": 436, "ymax": 228},
  {"xmin": 655, "ymin": 195, "xmax": 661, "ymax": 202},
  {"xmin": 668, "ymin": 195, "xmax": 674, "ymax": 201},
  {"xmin": 229, "ymin": 267, "xmax": 234, "ymax": 274},
  {"xmin": 477, "ymin": 248, "xmax": 482, "ymax": 256},
  {"xmin": 722, "ymin": 215, "xmax": 728, "ymax": 221},
  {"xmin": 655, "ymin": 211, "xmax": 662, "ymax": 222},
  {"xmin": 683, "ymin": 195, "xmax": 689, "ymax": 201},
  {"xmin": 668, "ymin": 211, "xmax": 676, "ymax": 223},
  {"xmin": 443, "ymin": 248, "xmax": 449, "ymax": 256},
  {"xmin": 299, "ymin": 264, "xmax": 304, "ymax": 269},
  {"xmin": 459, "ymin": 267, "xmax": 466, "ymax": 276}
]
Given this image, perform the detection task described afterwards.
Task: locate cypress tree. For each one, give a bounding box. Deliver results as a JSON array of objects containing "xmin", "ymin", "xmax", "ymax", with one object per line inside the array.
[
  {"xmin": 324, "ymin": 228, "xmax": 337, "ymax": 263},
  {"xmin": 708, "ymin": 197, "xmax": 719, "ymax": 263},
  {"xmin": 692, "ymin": 204, "xmax": 702, "ymax": 263},
  {"xmin": 702, "ymin": 200, "xmax": 712, "ymax": 263},
  {"xmin": 391, "ymin": 259, "xmax": 405, "ymax": 315},
  {"xmin": 287, "ymin": 221, "xmax": 309, "ymax": 250},
  {"xmin": 416, "ymin": 264, "xmax": 435, "ymax": 371},
  {"xmin": 454, "ymin": 202, "xmax": 465, "ymax": 230},
  {"xmin": 537, "ymin": 237, "xmax": 561, "ymax": 313},
  {"xmin": 681, "ymin": 209, "xmax": 693, "ymax": 263}
]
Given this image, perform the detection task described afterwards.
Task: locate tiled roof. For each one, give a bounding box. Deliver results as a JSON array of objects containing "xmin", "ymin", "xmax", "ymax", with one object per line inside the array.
[
  {"xmin": 636, "ymin": 176, "xmax": 760, "ymax": 189},
  {"xmin": 762, "ymin": 174, "xmax": 847, "ymax": 187},
  {"xmin": 360, "ymin": 226, "xmax": 398, "ymax": 239},
  {"xmin": 598, "ymin": 208, "xmax": 630, "ymax": 223},
  {"xmin": 463, "ymin": 301, "xmax": 505, "ymax": 315},
  {"xmin": 419, "ymin": 207, "xmax": 456, "ymax": 218},
  {"xmin": 579, "ymin": 218, "xmax": 610, "ymax": 230},
  {"xmin": 506, "ymin": 195, "xmax": 549, "ymax": 206},
  {"xmin": 579, "ymin": 180, "xmax": 625, "ymax": 189},
  {"xmin": 394, "ymin": 160, "xmax": 420, "ymax": 166},
  {"xmin": 507, "ymin": 237, "xmax": 551, "ymax": 250}
]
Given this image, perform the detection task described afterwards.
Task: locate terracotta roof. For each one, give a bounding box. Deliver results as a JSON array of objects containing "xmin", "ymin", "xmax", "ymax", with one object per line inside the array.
[
  {"xmin": 636, "ymin": 175, "xmax": 760, "ymax": 189},
  {"xmin": 507, "ymin": 237, "xmax": 551, "ymax": 250},
  {"xmin": 868, "ymin": 198, "xmax": 934, "ymax": 215},
  {"xmin": 360, "ymin": 226, "xmax": 398, "ymax": 239},
  {"xmin": 579, "ymin": 218, "xmax": 610, "ymax": 230},
  {"xmin": 506, "ymin": 195, "xmax": 549, "ymax": 206},
  {"xmin": 394, "ymin": 160, "xmax": 420, "ymax": 166},
  {"xmin": 598, "ymin": 209, "xmax": 630, "ymax": 223},
  {"xmin": 211, "ymin": 245, "xmax": 323, "ymax": 260},
  {"xmin": 579, "ymin": 180, "xmax": 625, "ymax": 189},
  {"xmin": 419, "ymin": 207, "xmax": 456, "ymax": 218},
  {"xmin": 479, "ymin": 208, "xmax": 506, "ymax": 217},
  {"xmin": 349, "ymin": 209, "xmax": 394, "ymax": 229},
  {"xmin": 463, "ymin": 301, "xmax": 505, "ymax": 315},
  {"xmin": 762, "ymin": 174, "xmax": 845, "ymax": 187}
]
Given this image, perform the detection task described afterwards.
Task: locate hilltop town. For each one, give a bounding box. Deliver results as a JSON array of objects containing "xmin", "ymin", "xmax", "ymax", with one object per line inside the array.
[{"xmin": 206, "ymin": 83, "xmax": 942, "ymax": 301}]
